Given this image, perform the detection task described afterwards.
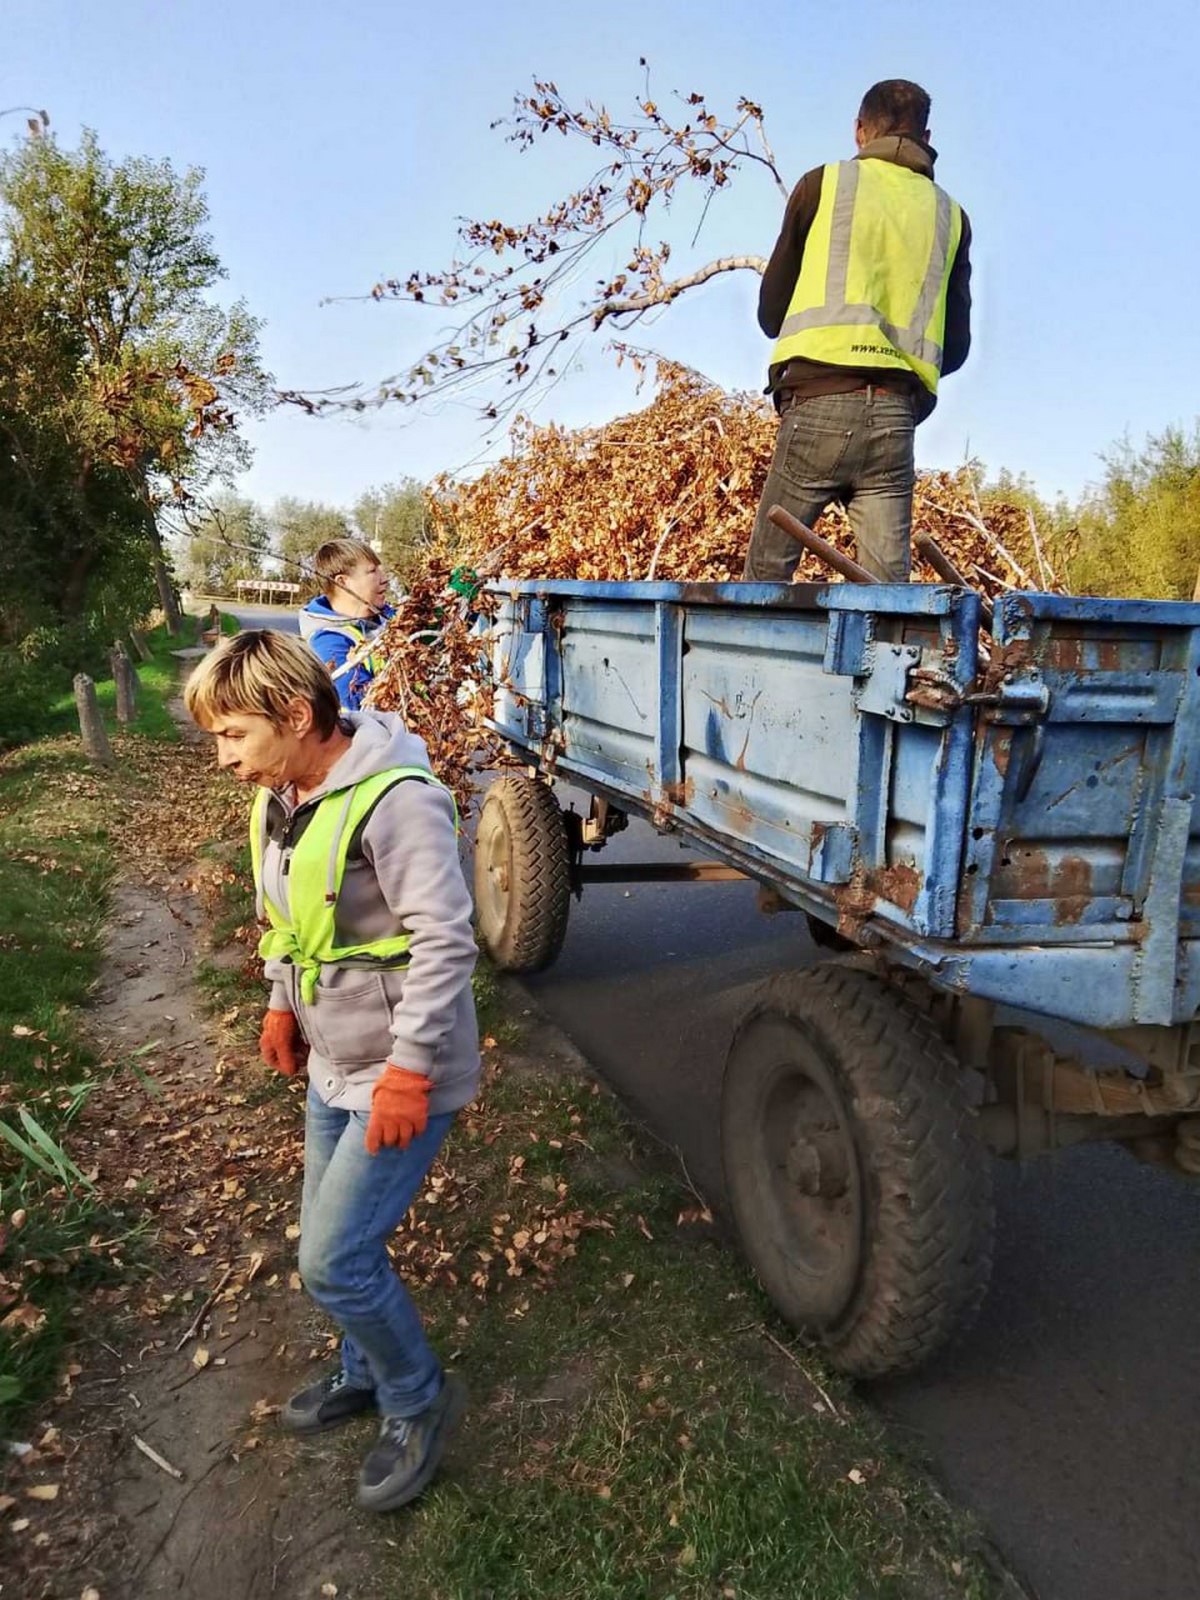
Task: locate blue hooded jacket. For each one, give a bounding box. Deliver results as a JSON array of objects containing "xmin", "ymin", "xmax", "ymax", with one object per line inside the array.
[{"xmin": 298, "ymin": 595, "xmax": 396, "ymax": 711}]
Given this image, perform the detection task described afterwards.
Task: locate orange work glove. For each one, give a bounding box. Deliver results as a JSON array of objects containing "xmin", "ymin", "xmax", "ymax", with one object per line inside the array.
[
  {"xmin": 364, "ymin": 1066, "xmax": 432, "ymax": 1155},
  {"xmin": 259, "ymin": 1008, "xmax": 305, "ymax": 1078}
]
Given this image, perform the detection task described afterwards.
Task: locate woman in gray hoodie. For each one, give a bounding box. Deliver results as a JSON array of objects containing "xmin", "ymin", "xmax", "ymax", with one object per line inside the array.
[{"xmin": 185, "ymin": 629, "xmax": 479, "ymax": 1512}]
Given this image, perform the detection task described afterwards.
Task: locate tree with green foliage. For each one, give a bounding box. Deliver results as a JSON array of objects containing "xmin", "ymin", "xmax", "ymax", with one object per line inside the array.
[
  {"xmin": 272, "ymin": 498, "xmax": 352, "ymax": 588},
  {"xmin": 1069, "ymin": 426, "xmax": 1200, "ymax": 599},
  {"xmin": 0, "ymin": 255, "xmax": 152, "ymax": 741},
  {"xmin": 0, "ymin": 128, "xmax": 271, "ymax": 634},
  {"xmin": 352, "ymin": 478, "xmax": 428, "ymax": 585},
  {"xmin": 176, "ymin": 494, "xmax": 271, "ymax": 597}
]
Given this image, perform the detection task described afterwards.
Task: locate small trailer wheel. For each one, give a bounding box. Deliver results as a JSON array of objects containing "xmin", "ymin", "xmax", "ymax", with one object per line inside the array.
[
  {"xmin": 721, "ymin": 964, "xmax": 993, "ymax": 1378},
  {"xmin": 474, "ymin": 776, "xmax": 571, "ymax": 972}
]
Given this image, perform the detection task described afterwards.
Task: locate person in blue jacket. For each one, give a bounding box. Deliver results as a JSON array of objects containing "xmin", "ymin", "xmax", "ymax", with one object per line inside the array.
[{"xmin": 299, "ymin": 539, "xmax": 396, "ymax": 711}]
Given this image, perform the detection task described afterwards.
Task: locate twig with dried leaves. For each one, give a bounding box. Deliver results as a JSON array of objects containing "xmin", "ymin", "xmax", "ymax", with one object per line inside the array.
[{"xmin": 756, "ymin": 1325, "xmax": 844, "ymax": 1424}]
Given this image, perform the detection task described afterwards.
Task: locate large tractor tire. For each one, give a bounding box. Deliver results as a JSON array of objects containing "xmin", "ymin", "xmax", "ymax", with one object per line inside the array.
[
  {"xmin": 721, "ymin": 963, "xmax": 993, "ymax": 1378},
  {"xmin": 474, "ymin": 776, "xmax": 571, "ymax": 973}
]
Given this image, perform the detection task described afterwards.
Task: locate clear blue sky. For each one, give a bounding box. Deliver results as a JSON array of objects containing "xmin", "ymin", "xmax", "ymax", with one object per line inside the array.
[{"xmin": 8, "ymin": 0, "xmax": 1200, "ymax": 509}]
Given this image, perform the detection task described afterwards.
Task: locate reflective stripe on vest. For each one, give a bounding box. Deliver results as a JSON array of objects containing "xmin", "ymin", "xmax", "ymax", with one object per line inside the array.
[
  {"xmin": 249, "ymin": 766, "xmax": 451, "ymax": 1004},
  {"xmin": 771, "ymin": 159, "xmax": 962, "ymax": 394}
]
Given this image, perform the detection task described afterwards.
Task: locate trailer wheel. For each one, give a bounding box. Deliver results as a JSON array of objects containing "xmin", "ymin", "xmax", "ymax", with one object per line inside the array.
[
  {"xmin": 474, "ymin": 776, "xmax": 570, "ymax": 972},
  {"xmin": 721, "ymin": 964, "xmax": 993, "ymax": 1378}
]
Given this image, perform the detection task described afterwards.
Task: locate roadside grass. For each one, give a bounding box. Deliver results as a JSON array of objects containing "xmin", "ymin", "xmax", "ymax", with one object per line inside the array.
[
  {"xmin": 191, "ymin": 839, "xmax": 262, "ymax": 1032},
  {"xmin": 0, "ymin": 627, "xmax": 193, "ymax": 1436},
  {"xmin": 43, "ymin": 618, "xmax": 200, "ymax": 743}
]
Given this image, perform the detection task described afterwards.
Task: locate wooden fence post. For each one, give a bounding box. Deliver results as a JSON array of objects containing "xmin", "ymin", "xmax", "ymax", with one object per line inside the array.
[
  {"xmin": 111, "ymin": 642, "xmax": 139, "ymax": 725},
  {"xmin": 74, "ymin": 674, "xmax": 113, "ymax": 765}
]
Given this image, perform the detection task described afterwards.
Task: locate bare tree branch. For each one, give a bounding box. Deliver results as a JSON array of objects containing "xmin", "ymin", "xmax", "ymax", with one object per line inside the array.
[
  {"xmin": 595, "ymin": 254, "xmax": 766, "ymax": 324},
  {"xmin": 282, "ymin": 67, "xmax": 786, "ymax": 424}
]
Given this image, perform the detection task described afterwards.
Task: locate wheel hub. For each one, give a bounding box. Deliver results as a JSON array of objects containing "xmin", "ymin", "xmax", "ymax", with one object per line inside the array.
[{"xmin": 786, "ymin": 1124, "xmax": 850, "ymax": 1198}]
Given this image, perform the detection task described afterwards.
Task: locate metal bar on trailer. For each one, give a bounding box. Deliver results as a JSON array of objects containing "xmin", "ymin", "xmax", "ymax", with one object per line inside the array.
[
  {"xmin": 767, "ymin": 504, "xmax": 874, "ymax": 584},
  {"xmin": 915, "ymin": 535, "xmax": 995, "ymax": 627},
  {"xmin": 575, "ymin": 861, "xmax": 749, "ymax": 885}
]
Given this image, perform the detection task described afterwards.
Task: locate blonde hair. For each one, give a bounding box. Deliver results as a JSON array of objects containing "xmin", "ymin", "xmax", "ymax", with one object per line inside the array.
[
  {"xmin": 184, "ymin": 630, "xmax": 340, "ymax": 737},
  {"xmin": 314, "ymin": 537, "xmax": 380, "ymax": 595}
]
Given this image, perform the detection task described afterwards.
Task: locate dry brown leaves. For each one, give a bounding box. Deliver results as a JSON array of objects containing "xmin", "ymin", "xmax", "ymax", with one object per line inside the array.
[
  {"xmin": 368, "ymin": 360, "xmax": 1061, "ymax": 807},
  {"xmin": 391, "ymin": 1056, "xmax": 617, "ymax": 1317},
  {"xmin": 366, "ymin": 561, "xmax": 508, "ymax": 815},
  {"xmin": 429, "ymin": 359, "xmax": 1057, "ymax": 593},
  {"xmin": 108, "ymin": 734, "xmax": 247, "ymax": 884}
]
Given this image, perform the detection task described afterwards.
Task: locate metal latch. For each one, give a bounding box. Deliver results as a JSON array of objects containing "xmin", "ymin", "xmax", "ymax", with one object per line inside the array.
[
  {"xmin": 963, "ymin": 669, "xmax": 1050, "ymax": 719},
  {"xmin": 904, "ymin": 664, "xmax": 1052, "ymax": 721}
]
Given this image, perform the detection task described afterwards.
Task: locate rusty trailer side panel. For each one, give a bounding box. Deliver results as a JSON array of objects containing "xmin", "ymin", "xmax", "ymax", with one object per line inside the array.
[{"xmin": 485, "ymin": 579, "xmax": 1200, "ymax": 1030}]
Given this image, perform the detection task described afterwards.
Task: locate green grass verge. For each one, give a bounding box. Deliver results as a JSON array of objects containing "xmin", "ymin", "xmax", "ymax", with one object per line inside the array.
[
  {"xmin": 0, "ymin": 632, "xmax": 187, "ymax": 1437},
  {"xmin": 42, "ymin": 618, "xmax": 200, "ymax": 743}
]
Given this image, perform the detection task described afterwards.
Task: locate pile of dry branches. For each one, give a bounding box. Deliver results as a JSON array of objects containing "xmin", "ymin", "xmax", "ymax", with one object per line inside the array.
[
  {"xmin": 426, "ymin": 360, "xmax": 1057, "ymax": 594},
  {"xmin": 368, "ymin": 361, "xmax": 1060, "ymax": 803}
]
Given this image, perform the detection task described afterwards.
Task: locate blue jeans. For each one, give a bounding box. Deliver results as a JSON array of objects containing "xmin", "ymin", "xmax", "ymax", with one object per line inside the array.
[
  {"xmin": 298, "ymin": 1086, "xmax": 454, "ymax": 1417},
  {"xmin": 743, "ymin": 388, "xmax": 916, "ymax": 583}
]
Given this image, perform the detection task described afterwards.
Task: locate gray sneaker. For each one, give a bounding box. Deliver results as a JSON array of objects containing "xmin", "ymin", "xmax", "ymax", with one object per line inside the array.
[
  {"xmin": 356, "ymin": 1373, "xmax": 467, "ymax": 1511},
  {"xmin": 281, "ymin": 1367, "xmax": 377, "ymax": 1435}
]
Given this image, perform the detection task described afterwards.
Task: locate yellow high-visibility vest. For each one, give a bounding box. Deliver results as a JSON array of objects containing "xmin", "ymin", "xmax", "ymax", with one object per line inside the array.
[
  {"xmin": 771, "ymin": 158, "xmax": 962, "ymax": 395},
  {"xmin": 249, "ymin": 767, "xmax": 450, "ymax": 1004}
]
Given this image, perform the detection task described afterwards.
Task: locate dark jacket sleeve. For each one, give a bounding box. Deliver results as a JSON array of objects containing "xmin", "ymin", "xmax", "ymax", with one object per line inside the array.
[
  {"xmin": 758, "ymin": 166, "xmax": 824, "ymax": 337},
  {"xmin": 941, "ymin": 211, "xmax": 972, "ymax": 376}
]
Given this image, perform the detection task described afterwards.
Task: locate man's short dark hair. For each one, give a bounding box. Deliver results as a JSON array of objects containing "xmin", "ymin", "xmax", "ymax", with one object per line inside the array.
[{"xmin": 858, "ymin": 80, "xmax": 931, "ymax": 140}]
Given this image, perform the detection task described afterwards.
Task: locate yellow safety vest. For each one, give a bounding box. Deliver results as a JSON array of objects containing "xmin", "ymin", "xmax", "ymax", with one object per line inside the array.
[
  {"xmin": 249, "ymin": 767, "xmax": 450, "ymax": 1004},
  {"xmin": 771, "ymin": 158, "xmax": 962, "ymax": 395}
]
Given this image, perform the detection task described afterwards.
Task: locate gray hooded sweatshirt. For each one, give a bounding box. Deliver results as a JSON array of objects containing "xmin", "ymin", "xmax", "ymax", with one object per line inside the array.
[{"xmin": 259, "ymin": 711, "xmax": 480, "ymax": 1115}]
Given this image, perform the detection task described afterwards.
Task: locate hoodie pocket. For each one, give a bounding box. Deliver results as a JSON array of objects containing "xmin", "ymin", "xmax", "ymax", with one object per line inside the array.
[{"xmin": 301, "ymin": 971, "xmax": 398, "ymax": 1067}]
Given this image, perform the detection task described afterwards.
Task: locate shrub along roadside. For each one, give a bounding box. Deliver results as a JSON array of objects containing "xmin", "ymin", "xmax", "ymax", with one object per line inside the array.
[{"xmin": 0, "ymin": 624, "xmax": 197, "ymax": 1436}]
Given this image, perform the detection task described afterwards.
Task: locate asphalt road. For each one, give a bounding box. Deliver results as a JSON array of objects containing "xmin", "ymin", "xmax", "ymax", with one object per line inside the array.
[
  {"xmin": 224, "ymin": 603, "xmax": 301, "ymax": 635},
  {"xmin": 523, "ymin": 787, "xmax": 1200, "ymax": 1600}
]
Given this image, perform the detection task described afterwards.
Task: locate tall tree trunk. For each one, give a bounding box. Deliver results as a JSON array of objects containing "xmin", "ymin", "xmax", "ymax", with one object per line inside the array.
[
  {"xmin": 62, "ymin": 549, "xmax": 96, "ymax": 617},
  {"xmin": 143, "ymin": 503, "xmax": 182, "ymax": 635},
  {"xmin": 132, "ymin": 467, "xmax": 184, "ymax": 636},
  {"xmin": 154, "ymin": 553, "xmax": 182, "ymax": 634}
]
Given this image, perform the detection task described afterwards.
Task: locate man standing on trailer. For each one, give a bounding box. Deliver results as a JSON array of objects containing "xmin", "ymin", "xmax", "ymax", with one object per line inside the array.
[{"xmin": 743, "ymin": 79, "xmax": 973, "ymax": 584}]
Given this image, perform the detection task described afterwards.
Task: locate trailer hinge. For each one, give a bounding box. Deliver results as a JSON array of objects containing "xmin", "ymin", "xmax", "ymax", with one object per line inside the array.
[{"xmin": 855, "ymin": 642, "xmax": 925, "ymax": 723}]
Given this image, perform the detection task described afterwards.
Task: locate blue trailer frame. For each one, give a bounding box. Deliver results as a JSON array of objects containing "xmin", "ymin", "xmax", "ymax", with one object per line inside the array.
[{"xmin": 485, "ymin": 578, "xmax": 1200, "ymax": 1034}]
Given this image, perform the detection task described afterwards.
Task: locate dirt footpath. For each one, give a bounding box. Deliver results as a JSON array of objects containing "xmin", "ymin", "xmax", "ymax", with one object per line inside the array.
[
  {"xmin": 4, "ymin": 772, "xmax": 371, "ymax": 1598},
  {"xmin": 97, "ymin": 887, "xmax": 353, "ymax": 1599}
]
